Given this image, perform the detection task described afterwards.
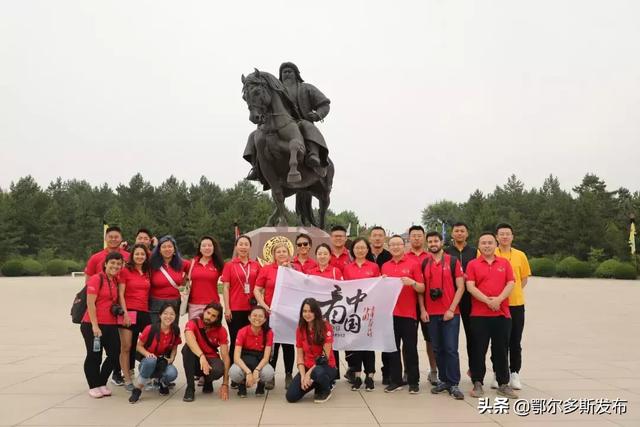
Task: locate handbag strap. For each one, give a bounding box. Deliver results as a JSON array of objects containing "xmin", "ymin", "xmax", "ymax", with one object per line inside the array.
[
  {"xmin": 160, "ymin": 266, "xmax": 180, "ymax": 291},
  {"xmin": 187, "ymin": 259, "xmax": 196, "ymax": 282}
]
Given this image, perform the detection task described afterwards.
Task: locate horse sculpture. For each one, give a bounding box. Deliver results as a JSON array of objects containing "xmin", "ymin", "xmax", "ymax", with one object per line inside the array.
[{"xmin": 241, "ymin": 69, "xmax": 333, "ymax": 229}]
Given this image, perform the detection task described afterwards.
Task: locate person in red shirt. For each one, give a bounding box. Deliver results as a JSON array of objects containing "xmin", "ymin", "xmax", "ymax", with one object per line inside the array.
[
  {"xmin": 128, "ymin": 303, "xmax": 181, "ymax": 403},
  {"xmin": 228, "ymin": 306, "xmax": 275, "ymax": 397},
  {"xmin": 84, "ymin": 226, "xmax": 131, "ymax": 284},
  {"xmin": 419, "ymin": 232, "xmax": 465, "ymax": 400},
  {"xmin": 187, "ymin": 236, "xmax": 225, "ymax": 320},
  {"xmin": 222, "ymin": 235, "xmax": 261, "ymax": 377},
  {"xmin": 149, "ymin": 235, "xmax": 190, "ymax": 325},
  {"xmin": 80, "ymin": 251, "xmax": 124, "ymax": 398},
  {"xmin": 381, "ymin": 235, "xmax": 425, "ymax": 394},
  {"xmin": 254, "ymin": 242, "xmax": 298, "ymax": 389},
  {"xmin": 342, "ymin": 237, "xmax": 380, "ymax": 391},
  {"xmin": 292, "ymin": 233, "xmax": 318, "ymax": 273},
  {"xmin": 117, "ymin": 244, "xmax": 152, "ymax": 390},
  {"xmin": 466, "ymin": 232, "xmax": 517, "ymax": 400},
  {"xmin": 329, "ymin": 225, "xmax": 352, "ymax": 272},
  {"xmin": 286, "ymin": 298, "xmax": 337, "ymax": 403},
  {"xmin": 182, "ymin": 302, "xmax": 230, "ymax": 402}
]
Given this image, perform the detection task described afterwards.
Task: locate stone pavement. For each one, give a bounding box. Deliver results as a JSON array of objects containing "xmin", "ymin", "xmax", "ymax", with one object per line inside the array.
[{"xmin": 0, "ymin": 276, "xmax": 638, "ymax": 426}]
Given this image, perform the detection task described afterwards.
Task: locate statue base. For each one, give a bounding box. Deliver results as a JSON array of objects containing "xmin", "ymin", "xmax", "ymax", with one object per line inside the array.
[{"xmin": 245, "ymin": 226, "xmax": 330, "ymax": 263}]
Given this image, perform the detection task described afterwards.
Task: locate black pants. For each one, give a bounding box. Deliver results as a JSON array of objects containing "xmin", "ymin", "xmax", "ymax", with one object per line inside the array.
[
  {"xmin": 470, "ymin": 316, "xmax": 511, "ymax": 386},
  {"xmin": 80, "ymin": 323, "xmax": 120, "ymax": 388},
  {"xmin": 458, "ymin": 292, "xmax": 473, "ymax": 373},
  {"xmin": 508, "ymin": 305, "xmax": 524, "ymax": 373},
  {"xmin": 349, "ymin": 351, "xmax": 375, "ymax": 374},
  {"xmin": 286, "ymin": 365, "xmax": 337, "ymax": 402},
  {"xmin": 333, "ymin": 350, "xmax": 341, "ymax": 378},
  {"xmin": 227, "ymin": 310, "xmax": 250, "ymax": 363},
  {"xmin": 182, "ymin": 346, "xmax": 224, "ymax": 389},
  {"xmin": 270, "ymin": 343, "xmax": 294, "ymax": 374},
  {"xmin": 383, "ymin": 316, "xmax": 419, "ymax": 386}
]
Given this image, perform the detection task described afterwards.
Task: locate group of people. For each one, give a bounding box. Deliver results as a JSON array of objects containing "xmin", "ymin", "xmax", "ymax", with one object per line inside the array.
[{"xmin": 79, "ymin": 221, "xmax": 530, "ymax": 404}]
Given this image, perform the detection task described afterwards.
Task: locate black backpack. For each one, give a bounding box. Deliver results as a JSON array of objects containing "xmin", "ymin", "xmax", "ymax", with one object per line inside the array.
[{"xmin": 70, "ymin": 275, "xmax": 103, "ymax": 324}]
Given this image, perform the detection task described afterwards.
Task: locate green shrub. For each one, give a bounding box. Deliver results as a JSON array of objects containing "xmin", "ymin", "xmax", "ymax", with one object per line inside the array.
[
  {"xmin": 1, "ymin": 260, "xmax": 25, "ymax": 277},
  {"xmin": 22, "ymin": 259, "xmax": 44, "ymax": 276},
  {"xmin": 46, "ymin": 259, "xmax": 68, "ymax": 276},
  {"xmin": 613, "ymin": 263, "xmax": 637, "ymax": 280},
  {"xmin": 594, "ymin": 259, "xmax": 622, "ymax": 278},
  {"xmin": 556, "ymin": 256, "xmax": 580, "ymax": 277},
  {"xmin": 566, "ymin": 259, "xmax": 592, "ymax": 278},
  {"xmin": 64, "ymin": 260, "xmax": 83, "ymax": 274},
  {"xmin": 529, "ymin": 258, "xmax": 556, "ymax": 277}
]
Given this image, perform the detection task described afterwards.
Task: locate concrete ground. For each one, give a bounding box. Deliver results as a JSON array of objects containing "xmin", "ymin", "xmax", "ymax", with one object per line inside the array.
[{"xmin": 0, "ymin": 276, "xmax": 638, "ymax": 426}]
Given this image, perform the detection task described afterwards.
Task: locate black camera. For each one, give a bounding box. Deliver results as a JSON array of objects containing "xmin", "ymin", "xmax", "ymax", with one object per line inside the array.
[
  {"xmin": 429, "ymin": 288, "xmax": 443, "ymax": 301},
  {"xmin": 315, "ymin": 354, "xmax": 328, "ymax": 366},
  {"xmin": 110, "ymin": 303, "xmax": 125, "ymax": 316}
]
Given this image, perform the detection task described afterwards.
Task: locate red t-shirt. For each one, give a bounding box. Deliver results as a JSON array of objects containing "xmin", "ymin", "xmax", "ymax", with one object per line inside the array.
[
  {"xmin": 466, "ymin": 257, "xmax": 515, "ymax": 318},
  {"xmin": 221, "ymin": 258, "xmax": 260, "ymax": 311},
  {"xmin": 423, "ymin": 254, "xmax": 464, "ymax": 315},
  {"xmin": 330, "ymin": 250, "xmax": 352, "ymax": 272},
  {"xmin": 84, "ymin": 248, "xmax": 130, "ymax": 276},
  {"xmin": 185, "ymin": 317, "xmax": 229, "ymax": 358},
  {"xmin": 119, "ymin": 267, "xmax": 151, "ymax": 312},
  {"xmin": 189, "ymin": 258, "xmax": 222, "ymax": 305},
  {"xmin": 149, "ymin": 260, "xmax": 191, "ymax": 300},
  {"xmin": 292, "ymin": 256, "xmax": 318, "ymax": 274},
  {"xmin": 405, "ymin": 250, "xmax": 431, "ymax": 266},
  {"xmin": 82, "ymin": 272, "xmax": 118, "ymax": 324},
  {"xmin": 381, "ymin": 255, "xmax": 424, "ymax": 319},
  {"xmin": 342, "ymin": 260, "xmax": 380, "ymax": 280},
  {"xmin": 255, "ymin": 264, "xmax": 300, "ymax": 307},
  {"xmin": 295, "ymin": 321, "xmax": 336, "ymax": 369},
  {"xmin": 138, "ymin": 325, "xmax": 182, "ymax": 356},
  {"xmin": 308, "ymin": 265, "xmax": 343, "ymax": 280},
  {"xmin": 235, "ymin": 325, "xmax": 274, "ymax": 352}
]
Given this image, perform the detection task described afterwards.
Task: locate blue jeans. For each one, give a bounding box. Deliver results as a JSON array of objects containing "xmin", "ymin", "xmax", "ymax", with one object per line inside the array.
[
  {"xmin": 138, "ymin": 356, "xmax": 178, "ymax": 385},
  {"xmin": 427, "ymin": 314, "xmax": 461, "ymax": 386}
]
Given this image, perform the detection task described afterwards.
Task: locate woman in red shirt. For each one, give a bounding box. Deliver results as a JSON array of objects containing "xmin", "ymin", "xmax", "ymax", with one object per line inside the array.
[
  {"xmin": 188, "ymin": 236, "xmax": 225, "ymax": 320},
  {"xmin": 308, "ymin": 243, "xmax": 343, "ymax": 279},
  {"xmin": 80, "ymin": 251, "xmax": 124, "ymax": 398},
  {"xmin": 342, "ymin": 237, "xmax": 380, "ymax": 391},
  {"xmin": 286, "ymin": 298, "xmax": 337, "ymax": 403},
  {"xmin": 228, "ymin": 306, "xmax": 275, "ymax": 397},
  {"xmin": 292, "ymin": 233, "xmax": 317, "ymax": 273},
  {"xmin": 254, "ymin": 242, "xmax": 298, "ymax": 389},
  {"xmin": 222, "ymin": 235, "xmax": 261, "ymax": 372},
  {"xmin": 117, "ymin": 244, "xmax": 152, "ymax": 390},
  {"xmin": 149, "ymin": 235, "xmax": 190, "ymax": 325},
  {"xmin": 129, "ymin": 303, "xmax": 182, "ymax": 403}
]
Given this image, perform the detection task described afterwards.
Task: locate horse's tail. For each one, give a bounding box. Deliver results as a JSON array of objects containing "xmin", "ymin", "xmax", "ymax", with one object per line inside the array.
[{"xmin": 295, "ymin": 191, "xmax": 316, "ymax": 227}]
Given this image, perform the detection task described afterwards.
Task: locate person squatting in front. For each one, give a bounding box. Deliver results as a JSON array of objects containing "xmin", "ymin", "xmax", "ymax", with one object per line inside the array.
[
  {"xmin": 129, "ymin": 303, "xmax": 181, "ymax": 403},
  {"xmin": 228, "ymin": 305, "xmax": 275, "ymax": 397},
  {"xmin": 286, "ymin": 298, "xmax": 337, "ymax": 403},
  {"xmin": 182, "ymin": 302, "xmax": 230, "ymax": 402}
]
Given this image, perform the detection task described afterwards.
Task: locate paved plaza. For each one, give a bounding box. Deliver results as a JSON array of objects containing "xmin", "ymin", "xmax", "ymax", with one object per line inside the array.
[{"xmin": 0, "ymin": 276, "xmax": 638, "ymax": 426}]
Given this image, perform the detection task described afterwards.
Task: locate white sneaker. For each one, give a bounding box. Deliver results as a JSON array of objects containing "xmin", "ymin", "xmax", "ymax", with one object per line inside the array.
[
  {"xmin": 510, "ymin": 372, "xmax": 522, "ymax": 390},
  {"xmin": 490, "ymin": 375, "xmax": 499, "ymax": 389}
]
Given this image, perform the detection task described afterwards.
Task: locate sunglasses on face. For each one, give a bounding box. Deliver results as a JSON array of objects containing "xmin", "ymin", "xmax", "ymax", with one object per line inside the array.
[{"xmin": 297, "ymin": 242, "xmax": 310, "ymax": 247}]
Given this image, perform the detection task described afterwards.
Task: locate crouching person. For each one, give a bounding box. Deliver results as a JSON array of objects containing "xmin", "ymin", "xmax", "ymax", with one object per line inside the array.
[
  {"xmin": 229, "ymin": 306, "xmax": 275, "ymax": 397},
  {"xmin": 129, "ymin": 303, "xmax": 180, "ymax": 403},
  {"xmin": 286, "ymin": 298, "xmax": 337, "ymax": 404},
  {"xmin": 182, "ymin": 302, "xmax": 230, "ymax": 402}
]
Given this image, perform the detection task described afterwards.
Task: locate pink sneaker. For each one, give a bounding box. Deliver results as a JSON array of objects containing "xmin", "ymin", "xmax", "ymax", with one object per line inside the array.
[
  {"xmin": 99, "ymin": 386, "xmax": 112, "ymax": 396},
  {"xmin": 88, "ymin": 388, "xmax": 104, "ymax": 398}
]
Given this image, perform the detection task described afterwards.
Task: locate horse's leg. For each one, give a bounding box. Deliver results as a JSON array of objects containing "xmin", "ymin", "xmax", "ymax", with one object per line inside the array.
[
  {"xmin": 272, "ymin": 189, "xmax": 288, "ymax": 227},
  {"xmin": 318, "ymin": 192, "xmax": 330, "ymax": 230}
]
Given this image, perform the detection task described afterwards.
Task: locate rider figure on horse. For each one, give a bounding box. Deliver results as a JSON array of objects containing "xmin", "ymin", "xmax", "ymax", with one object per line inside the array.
[{"xmin": 244, "ymin": 62, "xmax": 331, "ymax": 184}]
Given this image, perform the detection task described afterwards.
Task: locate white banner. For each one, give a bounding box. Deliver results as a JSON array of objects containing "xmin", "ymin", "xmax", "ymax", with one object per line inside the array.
[{"xmin": 270, "ymin": 266, "xmax": 403, "ymax": 352}]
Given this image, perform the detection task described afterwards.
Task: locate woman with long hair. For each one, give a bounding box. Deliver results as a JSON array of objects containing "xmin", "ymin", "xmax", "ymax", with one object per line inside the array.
[
  {"xmin": 286, "ymin": 298, "xmax": 337, "ymax": 403},
  {"xmin": 228, "ymin": 305, "xmax": 275, "ymax": 397},
  {"xmin": 148, "ymin": 235, "xmax": 190, "ymax": 324},
  {"xmin": 342, "ymin": 237, "xmax": 380, "ymax": 391},
  {"xmin": 80, "ymin": 251, "xmax": 124, "ymax": 398},
  {"xmin": 117, "ymin": 244, "xmax": 152, "ymax": 390},
  {"xmin": 254, "ymin": 241, "xmax": 299, "ymax": 389},
  {"xmin": 188, "ymin": 236, "xmax": 225, "ymax": 320},
  {"xmin": 128, "ymin": 303, "xmax": 181, "ymax": 403}
]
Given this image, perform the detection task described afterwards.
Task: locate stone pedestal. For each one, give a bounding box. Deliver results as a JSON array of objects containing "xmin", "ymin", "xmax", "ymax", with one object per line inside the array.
[{"xmin": 245, "ymin": 226, "xmax": 330, "ymax": 263}]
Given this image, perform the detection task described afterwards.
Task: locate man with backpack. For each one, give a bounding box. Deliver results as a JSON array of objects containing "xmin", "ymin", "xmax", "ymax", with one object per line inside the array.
[{"xmin": 418, "ymin": 231, "xmax": 466, "ymax": 400}]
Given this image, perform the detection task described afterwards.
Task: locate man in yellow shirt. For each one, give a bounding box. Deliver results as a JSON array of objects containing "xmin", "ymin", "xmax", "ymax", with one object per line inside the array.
[{"xmin": 493, "ymin": 223, "xmax": 531, "ymax": 391}]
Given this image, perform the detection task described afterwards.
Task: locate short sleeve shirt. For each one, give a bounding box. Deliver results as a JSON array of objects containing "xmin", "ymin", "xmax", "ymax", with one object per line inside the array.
[
  {"xmin": 423, "ymin": 254, "xmax": 464, "ymax": 315},
  {"xmin": 185, "ymin": 318, "xmax": 228, "ymax": 358},
  {"xmin": 82, "ymin": 272, "xmax": 118, "ymax": 324},
  {"xmin": 381, "ymin": 256, "xmax": 423, "ymax": 319},
  {"xmin": 150, "ymin": 260, "xmax": 191, "ymax": 300},
  {"xmin": 119, "ymin": 267, "xmax": 151, "ymax": 312},
  {"xmin": 292, "ymin": 256, "xmax": 318, "ymax": 274},
  {"xmin": 235, "ymin": 325, "xmax": 274, "ymax": 352},
  {"xmin": 466, "ymin": 257, "xmax": 515, "ymax": 318},
  {"xmin": 189, "ymin": 258, "xmax": 222, "ymax": 305},
  {"xmin": 308, "ymin": 265, "xmax": 343, "ymax": 280},
  {"xmin": 342, "ymin": 260, "xmax": 380, "ymax": 280},
  {"xmin": 84, "ymin": 248, "xmax": 130, "ymax": 276},
  {"xmin": 138, "ymin": 325, "xmax": 182, "ymax": 356},
  {"xmin": 221, "ymin": 258, "xmax": 261, "ymax": 311},
  {"xmin": 295, "ymin": 321, "xmax": 336, "ymax": 369},
  {"xmin": 495, "ymin": 247, "xmax": 531, "ymax": 306}
]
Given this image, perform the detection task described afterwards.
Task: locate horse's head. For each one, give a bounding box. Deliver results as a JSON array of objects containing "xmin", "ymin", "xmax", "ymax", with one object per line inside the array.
[{"xmin": 242, "ymin": 69, "xmax": 272, "ymax": 125}]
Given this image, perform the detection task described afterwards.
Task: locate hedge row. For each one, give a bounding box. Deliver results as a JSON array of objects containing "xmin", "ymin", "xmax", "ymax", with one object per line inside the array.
[
  {"xmin": 530, "ymin": 257, "xmax": 637, "ymax": 280},
  {"xmin": 0, "ymin": 259, "xmax": 83, "ymax": 277}
]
